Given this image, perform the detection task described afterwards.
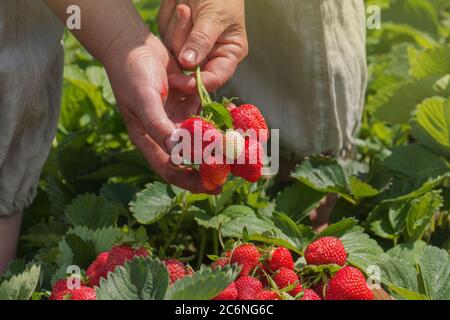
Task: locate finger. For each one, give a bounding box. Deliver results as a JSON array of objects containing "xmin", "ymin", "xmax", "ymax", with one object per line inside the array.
[
  {"xmin": 172, "ymin": 4, "xmax": 193, "ymax": 58},
  {"xmin": 133, "ymin": 85, "xmax": 177, "ymax": 152},
  {"xmin": 158, "ymin": 0, "xmax": 177, "ymax": 39},
  {"xmin": 178, "ymin": 17, "xmax": 226, "ymax": 69},
  {"xmin": 168, "ymin": 73, "xmax": 197, "ymax": 94}
]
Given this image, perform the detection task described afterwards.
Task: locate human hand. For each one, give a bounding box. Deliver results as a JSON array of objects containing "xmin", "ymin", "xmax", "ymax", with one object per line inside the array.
[
  {"xmin": 159, "ymin": 0, "xmax": 248, "ymax": 93},
  {"xmin": 103, "ymin": 32, "xmax": 217, "ymax": 194}
]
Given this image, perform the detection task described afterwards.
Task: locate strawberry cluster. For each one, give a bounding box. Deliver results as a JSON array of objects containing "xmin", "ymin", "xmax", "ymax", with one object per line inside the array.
[
  {"xmin": 210, "ymin": 237, "xmax": 374, "ymax": 300},
  {"xmin": 50, "ymin": 244, "xmax": 150, "ymax": 300},
  {"xmin": 50, "ymin": 244, "xmax": 194, "ymax": 300},
  {"xmin": 177, "ymin": 70, "xmax": 269, "ymax": 191}
]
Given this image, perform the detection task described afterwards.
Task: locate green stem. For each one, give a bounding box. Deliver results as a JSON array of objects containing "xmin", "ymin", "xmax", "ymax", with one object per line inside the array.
[
  {"xmin": 197, "ymin": 228, "xmax": 207, "ymax": 269},
  {"xmin": 196, "ymin": 67, "xmax": 212, "ymax": 107},
  {"xmin": 163, "ymin": 202, "xmax": 188, "ymax": 252}
]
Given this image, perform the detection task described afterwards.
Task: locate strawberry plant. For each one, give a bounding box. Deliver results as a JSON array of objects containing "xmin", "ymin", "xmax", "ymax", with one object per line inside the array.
[{"xmin": 0, "ymin": 0, "xmax": 448, "ymax": 301}]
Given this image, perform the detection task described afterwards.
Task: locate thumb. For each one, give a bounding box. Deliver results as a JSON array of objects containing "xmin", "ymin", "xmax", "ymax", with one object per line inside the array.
[{"xmin": 178, "ymin": 18, "xmax": 225, "ymax": 69}]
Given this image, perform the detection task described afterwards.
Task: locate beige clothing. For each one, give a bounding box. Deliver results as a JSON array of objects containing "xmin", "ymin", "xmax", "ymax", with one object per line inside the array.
[
  {"xmin": 220, "ymin": 0, "xmax": 367, "ymax": 160},
  {"xmin": 0, "ymin": 0, "xmax": 64, "ymax": 216}
]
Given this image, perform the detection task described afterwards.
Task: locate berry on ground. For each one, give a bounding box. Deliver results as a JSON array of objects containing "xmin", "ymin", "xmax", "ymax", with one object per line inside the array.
[
  {"xmin": 230, "ymin": 243, "xmax": 260, "ymax": 277},
  {"xmin": 162, "ymin": 259, "xmax": 191, "ymax": 284},
  {"xmin": 86, "ymin": 252, "xmax": 109, "ymax": 287},
  {"xmin": 325, "ymin": 266, "xmax": 374, "ymax": 300},
  {"xmin": 234, "ymin": 276, "xmax": 264, "ymax": 300},
  {"xmin": 273, "ymin": 267, "xmax": 302, "ymax": 297},
  {"xmin": 256, "ymin": 290, "xmax": 281, "ymax": 300},
  {"xmin": 299, "ymin": 289, "xmax": 322, "ymax": 300},
  {"xmin": 266, "ymin": 247, "xmax": 294, "ymax": 272},
  {"xmin": 213, "ymin": 282, "xmax": 238, "ymax": 300},
  {"xmin": 304, "ymin": 237, "xmax": 347, "ymax": 266}
]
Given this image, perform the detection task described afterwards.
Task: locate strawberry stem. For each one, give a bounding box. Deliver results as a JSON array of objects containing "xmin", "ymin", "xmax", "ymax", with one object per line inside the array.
[{"xmin": 196, "ymin": 67, "xmax": 213, "ymax": 107}]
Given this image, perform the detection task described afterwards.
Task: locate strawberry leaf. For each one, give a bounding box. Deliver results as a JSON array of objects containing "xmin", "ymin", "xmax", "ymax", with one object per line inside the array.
[
  {"xmin": 203, "ymin": 102, "xmax": 234, "ymax": 130},
  {"xmin": 96, "ymin": 257, "xmax": 169, "ymax": 300},
  {"xmin": 0, "ymin": 265, "xmax": 41, "ymax": 300},
  {"xmin": 165, "ymin": 265, "xmax": 239, "ymax": 300}
]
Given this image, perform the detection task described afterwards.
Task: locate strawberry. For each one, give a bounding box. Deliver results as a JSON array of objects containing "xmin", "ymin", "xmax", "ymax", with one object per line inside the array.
[
  {"xmin": 180, "ymin": 117, "xmax": 222, "ymax": 163},
  {"xmin": 256, "ymin": 290, "xmax": 281, "ymax": 300},
  {"xmin": 86, "ymin": 252, "xmax": 109, "ymax": 287},
  {"xmin": 230, "ymin": 104, "xmax": 269, "ymax": 142},
  {"xmin": 162, "ymin": 259, "xmax": 191, "ymax": 284},
  {"xmin": 106, "ymin": 245, "xmax": 149, "ymax": 273},
  {"xmin": 234, "ymin": 276, "xmax": 263, "ymax": 300},
  {"xmin": 230, "ymin": 243, "xmax": 260, "ymax": 277},
  {"xmin": 49, "ymin": 279, "xmax": 69, "ymax": 300},
  {"xmin": 266, "ymin": 247, "xmax": 294, "ymax": 272},
  {"xmin": 231, "ymin": 138, "xmax": 263, "ymax": 183},
  {"xmin": 223, "ymin": 130, "xmax": 245, "ymax": 161},
  {"xmin": 68, "ymin": 286, "xmax": 96, "ymax": 300},
  {"xmin": 213, "ymin": 282, "xmax": 238, "ymax": 300},
  {"xmin": 299, "ymin": 289, "xmax": 322, "ymax": 300},
  {"xmin": 304, "ymin": 237, "xmax": 347, "ymax": 266},
  {"xmin": 273, "ymin": 267, "xmax": 302, "ymax": 297},
  {"xmin": 211, "ymin": 257, "xmax": 230, "ymax": 269},
  {"xmin": 325, "ymin": 266, "xmax": 373, "ymax": 300},
  {"xmin": 200, "ymin": 160, "xmax": 231, "ymax": 191}
]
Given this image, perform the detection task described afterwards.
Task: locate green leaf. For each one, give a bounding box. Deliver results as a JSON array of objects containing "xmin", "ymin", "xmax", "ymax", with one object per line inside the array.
[
  {"xmin": 384, "ymin": 0, "xmax": 440, "ymax": 37},
  {"xmin": 0, "ymin": 265, "xmax": 41, "ymax": 300},
  {"xmin": 411, "ymin": 97, "xmax": 450, "ymax": 158},
  {"xmin": 96, "ymin": 257, "xmax": 169, "ymax": 300},
  {"xmin": 195, "ymin": 205, "xmax": 254, "ymax": 230},
  {"xmin": 418, "ymin": 246, "xmax": 450, "ymax": 300},
  {"xmin": 219, "ymin": 206, "xmax": 304, "ymax": 253},
  {"xmin": 203, "ymin": 103, "xmax": 234, "ymax": 129},
  {"xmin": 64, "ymin": 234, "xmax": 97, "ymax": 269},
  {"xmin": 165, "ymin": 265, "xmax": 239, "ymax": 300},
  {"xmin": 389, "ymin": 285, "xmax": 430, "ymax": 300},
  {"xmin": 130, "ymin": 182, "xmax": 174, "ymax": 224},
  {"xmin": 405, "ymin": 191, "xmax": 443, "ymax": 240},
  {"xmin": 275, "ymin": 182, "xmax": 325, "ymax": 223},
  {"xmin": 340, "ymin": 227, "xmax": 384, "ymax": 272},
  {"xmin": 65, "ymin": 194, "xmax": 120, "ymax": 229},
  {"xmin": 349, "ymin": 176, "xmax": 381, "ymax": 199},
  {"xmin": 373, "ymin": 75, "xmax": 450, "ymax": 124},
  {"xmin": 377, "ymin": 254, "xmax": 419, "ymax": 291},
  {"xmin": 387, "ymin": 240, "xmax": 427, "ymax": 265},
  {"xmin": 409, "ymin": 45, "xmax": 450, "ymax": 79},
  {"xmin": 316, "ymin": 218, "xmax": 358, "ymax": 239}
]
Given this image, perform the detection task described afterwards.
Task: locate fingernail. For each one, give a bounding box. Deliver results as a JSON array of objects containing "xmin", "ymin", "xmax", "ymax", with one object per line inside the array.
[
  {"xmin": 176, "ymin": 8, "xmax": 183, "ymax": 21},
  {"xmin": 181, "ymin": 50, "xmax": 196, "ymax": 65}
]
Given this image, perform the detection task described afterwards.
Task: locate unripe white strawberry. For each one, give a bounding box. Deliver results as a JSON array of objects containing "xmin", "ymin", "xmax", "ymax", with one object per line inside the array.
[{"xmin": 223, "ymin": 130, "xmax": 245, "ymax": 161}]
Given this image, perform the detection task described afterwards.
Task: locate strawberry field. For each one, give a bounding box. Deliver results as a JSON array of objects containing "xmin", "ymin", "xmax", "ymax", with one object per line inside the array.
[{"xmin": 1, "ymin": 0, "xmax": 449, "ymax": 301}]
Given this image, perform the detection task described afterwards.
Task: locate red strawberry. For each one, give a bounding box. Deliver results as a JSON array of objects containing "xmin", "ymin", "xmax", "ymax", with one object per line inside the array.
[
  {"xmin": 213, "ymin": 282, "xmax": 238, "ymax": 300},
  {"xmin": 305, "ymin": 237, "xmax": 347, "ymax": 266},
  {"xmin": 267, "ymin": 247, "xmax": 294, "ymax": 272},
  {"xmin": 234, "ymin": 276, "xmax": 263, "ymax": 300},
  {"xmin": 211, "ymin": 257, "xmax": 230, "ymax": 269},
  {"xmin": 106, "ymin": 245, "xmax": 149, "ymax": 273},
  {"xmin": 87, "ymin": 252, "xmax": 109, "ymax": 287},
  {"xmin": 273, "ymin": 267, "xmax": 302, "ymax": 297},
  {"xmin": 300, "ymin": 289, "xmax": 322, "ymax": 300},
  {"xmin": 256, "ymin": 290, "xmax": 281, "ymax": 300},
  {"xmin": 231, "ymin": 138, "xmax": 263, "ymax": 183},
  {"xmin": 230, "ymin": 243, "xmax": 260, "ymax": 277},
  {"xmin": 325, "ymin": 266, "xmax": 373, "ymax": 300},
  {"xmin": 180, "ymin": 117, "xmax": 222, "ymax": 163},
  {"xmin": 68, "ymin": 286, "xmax": 96, "ymax": 300},
  {"xmin": 162, "ymin": 259, "xmax": 190, "ymax": 284},
  {"xmin": 49, "ymin": 279, "xmax": 69, "ymax": 300},
  {"xmin": 200, "ymin": 160, "xmax": 231, "ymax": 191},
  {"xmin": 231, "ymin": 104, "xmax": 269, "ymax": 142}
]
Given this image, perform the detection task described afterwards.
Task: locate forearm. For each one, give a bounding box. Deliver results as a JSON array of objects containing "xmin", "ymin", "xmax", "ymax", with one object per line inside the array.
[{"xmin": 43, "ymin": 0, "xmax": 150, "ymax": 64}]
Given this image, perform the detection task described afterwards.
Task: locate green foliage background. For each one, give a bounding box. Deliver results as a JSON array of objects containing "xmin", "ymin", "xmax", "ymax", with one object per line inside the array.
[{"xmin": 0, "ymin": 0, "xmax": 448, "ymax": 300}]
